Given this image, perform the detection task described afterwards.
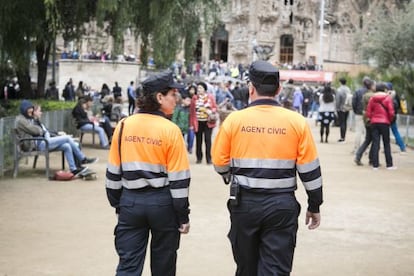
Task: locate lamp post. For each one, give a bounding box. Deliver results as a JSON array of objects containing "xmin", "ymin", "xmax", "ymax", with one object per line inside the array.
[{"xmin": 319, "ymin": 0, "xmax": 325, "ymax": 70}]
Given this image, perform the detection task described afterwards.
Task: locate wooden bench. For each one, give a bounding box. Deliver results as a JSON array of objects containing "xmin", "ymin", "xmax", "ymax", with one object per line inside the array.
[{"xmin": 13, "ymin": 129, "xmax": 65, "ymax": 179}]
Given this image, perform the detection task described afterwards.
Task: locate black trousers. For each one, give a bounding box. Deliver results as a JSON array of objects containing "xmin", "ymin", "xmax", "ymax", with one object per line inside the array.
[
  {"xmin": 228, "ymin": 190, "xmax": 300, "ymax": 276},
  {"xmin": 371, "ymin": 123, "xmax": 393, "ymax": 168},
  {"xmin": 195, "ymin": 121, "xmax": 213, "ymax": 163},
  {"xmin": 355, "ymin": 125, "xmax": 374, "ymax": 163},
  {"xmin": 337, "ymin": 110, "xmax": 349, "ymax": 140},
  {"xmin": 115, "ymin": 188, "xmax": 180, "ymax": 276},
  {"xmin": 128, "ymin": 97, "xmax": 135, "ymax": 115}
]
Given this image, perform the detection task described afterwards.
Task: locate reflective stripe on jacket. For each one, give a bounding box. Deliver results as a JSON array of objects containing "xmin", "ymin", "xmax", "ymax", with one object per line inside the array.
[
  {"xmin": 212, "ymin": 99, "xmax": 323, "ymax": 212},
  {"xmin": 105, "ymin": 111, "xmax": 191, "ymax": 223}
]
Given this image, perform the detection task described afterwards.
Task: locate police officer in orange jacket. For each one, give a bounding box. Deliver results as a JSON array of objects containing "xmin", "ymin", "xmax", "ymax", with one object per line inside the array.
[
  {"xmin": 106, "ymin": 71, "xmax": 191, "ymax": 276},
  {"xmin": 212, "ymin": 60, "xmax": 323, "ymax": 276}
]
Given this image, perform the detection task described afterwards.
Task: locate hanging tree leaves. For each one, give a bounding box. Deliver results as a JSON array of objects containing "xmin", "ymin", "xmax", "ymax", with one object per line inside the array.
[
  {"xmin": 356, "ymin": 2, "xmax": 414, "ymax": 104},
  {"xmin": 0, "ymin": 0, "xmax": 225, "ymax": 98},
  {"xmin": 97, "ymin": 0, "xmax": 226, "ymax": 68}
]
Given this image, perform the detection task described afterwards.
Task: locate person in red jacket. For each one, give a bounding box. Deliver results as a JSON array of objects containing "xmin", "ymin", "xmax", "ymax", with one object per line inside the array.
[
  {"xmin": 366, "ymin": 82, "xmax": 396, "ymax": 170},
  {"xmin": 189, "ymin": 82, "xmax": 217, "ymax": 164}
]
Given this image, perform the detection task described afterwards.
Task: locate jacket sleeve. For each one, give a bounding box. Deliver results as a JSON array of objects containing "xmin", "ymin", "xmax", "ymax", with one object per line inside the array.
[
  {"xmin": 210, "ymin": 94, "xmax": 218, "ymax": 112},
  {"xmin": 366, "ymin": 97, "xmax": 373, "ymax": 119},
  {"xmin": 72, "ymin": 105, "xmax": 90, "ymax": 127},
  {"xmin": 189, "ymin": 96, "xmax": 198, "ymax": 131},
  {"xmin": 211, "ymin": 121, "xmax": 231, "ymax": 176},
  {"xmin": 105, "ymin": 122, "xmax": 123, "ymax": 213},
  {"xmin": 352, "ymin": 90, "xmax": 360, "ymax": 113},
  {"xmin": 16, "ymin": 116, "xmax": 44, "ymax": 137},
  {"xmin": 167, "ymin": 127, "xmax": 191, "ymax": 224},
  {"xmin": 386, "ymin": 96, "xmax": 395, "ymax": 122},
  {"xmin": 296, "ymin": 121, "xmax": 323, "ymax": 213}
]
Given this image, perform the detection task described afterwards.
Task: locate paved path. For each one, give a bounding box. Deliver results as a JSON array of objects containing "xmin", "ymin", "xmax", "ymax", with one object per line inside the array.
[{"xmin": 0, "ymin": 121, "xmax": 413, "ymax": 276}]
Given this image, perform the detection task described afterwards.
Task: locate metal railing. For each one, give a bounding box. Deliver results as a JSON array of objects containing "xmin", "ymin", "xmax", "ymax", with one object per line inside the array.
[
  {"xmin": 398, "ymin": 114, "xmax": 414, "ymax": 147},
  {"xmin": 0, "ymin": 109, "xmax": 78, "ymax": 177}
]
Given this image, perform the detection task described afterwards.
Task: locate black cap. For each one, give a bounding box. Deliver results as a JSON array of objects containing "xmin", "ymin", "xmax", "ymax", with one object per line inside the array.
[
  {"xmin": 248, "ymin": 60, "xmax": 279, "ymax": 86},
  {"xmin": 142, "ymin": 71, "xmax": 184, "ymax": 95}
]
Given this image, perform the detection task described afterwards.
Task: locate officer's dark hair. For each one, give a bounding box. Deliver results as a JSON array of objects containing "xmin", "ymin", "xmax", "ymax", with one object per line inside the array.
[
  {"xmin": 339, "ymin": 78, "xmax": 346, "ymax": 85},
  {"xmin": 249, "ymin": 60, "xmax": 280, "ymax": 97},
  {"xmin": 137, "ymin": 88, "xmax": 170, "ymax": 112},
  {"xmin": 252, "ymin": 80, "xmax": 279, "ymax": 97}
]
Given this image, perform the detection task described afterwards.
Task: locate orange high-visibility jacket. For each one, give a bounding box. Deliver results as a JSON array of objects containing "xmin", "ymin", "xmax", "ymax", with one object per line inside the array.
[
  {"xmin": 212, "ymin": 99, "xmax": 323, "ymax": 212},
  {"xmin": 106, "ymin": 111, "xmax": 191, "ymax": 223}
]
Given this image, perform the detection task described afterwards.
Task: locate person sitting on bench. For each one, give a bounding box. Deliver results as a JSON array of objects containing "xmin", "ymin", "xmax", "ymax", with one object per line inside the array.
[
  {"xmin": 72, "ymin": 95, "xmax": 112, "ymax": 148},
  {"xmin": 15, "ymin": 100, "xmax": 97, "ymax": 176}
]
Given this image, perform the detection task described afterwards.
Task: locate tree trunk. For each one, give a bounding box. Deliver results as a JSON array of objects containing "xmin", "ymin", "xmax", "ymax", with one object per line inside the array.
[
  {"xmin": 36, "ymin": 39, "xmax": 51, "ymax": 98},
  {"xmin": 16, "ymin": 68, "xmax": 33, "ymax": 99}
]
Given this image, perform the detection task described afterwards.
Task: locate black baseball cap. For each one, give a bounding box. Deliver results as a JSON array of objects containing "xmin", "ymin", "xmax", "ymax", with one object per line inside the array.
[
  {"xmin": 248, "ymin": 60, "xmax": 280, "ymax": 86},
  {"xmin": 142, "ymin": 71, "xmax": 184, "ymax": 95}
]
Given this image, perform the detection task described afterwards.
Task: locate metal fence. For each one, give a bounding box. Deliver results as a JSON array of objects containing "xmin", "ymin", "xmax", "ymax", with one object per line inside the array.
[
  {"xmin": 0, "ymin": 109, "xmax": 78, "ymax": 177},
  {"xmin": 397, "ymin": 114, "xmax": 414, "ymax": 146}
]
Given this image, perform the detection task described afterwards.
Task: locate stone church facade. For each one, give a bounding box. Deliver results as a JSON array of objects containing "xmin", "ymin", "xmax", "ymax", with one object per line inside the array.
[
  {"xmin": 56, "ymin": 0, "xmax": 401, "ymax": 74},
  {"xmin": 219, "ymin": 0, "xmax": 400, "ymax": 69}
]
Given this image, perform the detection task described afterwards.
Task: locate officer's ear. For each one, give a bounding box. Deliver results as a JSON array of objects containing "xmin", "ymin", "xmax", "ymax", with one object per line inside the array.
[
  {"xmin": 155, "ymin": 92, "xmax": 163, "ymax": 104},
  {"xmin": 248, "ymin": 82, "xmax": 255, "ymax": 97}
]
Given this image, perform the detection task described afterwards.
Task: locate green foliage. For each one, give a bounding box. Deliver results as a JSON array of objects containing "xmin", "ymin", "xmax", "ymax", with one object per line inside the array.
[
  {"xmin": 375, "ymin": 67, "xmax": 414, "ymax": 112},
  {"xmin": 0, "ymin": 0, "xmax": 98, "ymax": 98},
  {"xmin": 356, "ymin": 3, "xmax": 414, "ymax": 69},
  {"xmin": 97, "ymin": 0, "xmax": 226, "ymax": 68},
  {"xmin": 333, "ymin": 72, "xmax": 357, "ymax": 92},
  {"xmin": 355, "ymin": 2, "xmax": 414, "ymax": 111},
  {"xmin": 0, "ymin": 100, "xmax": 76, "ymax": 117},
  {"xmin": 1, "ymin": 0, "xmax": 225, "ymax": 97}
]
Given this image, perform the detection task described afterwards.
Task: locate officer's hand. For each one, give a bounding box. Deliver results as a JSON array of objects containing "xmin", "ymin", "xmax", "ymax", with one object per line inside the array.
[
  {"xmin": 178, "ymin": 223, "xmax": 190, "ymax": 234},
  {"xmin": 305, "ymin": 211, "xmax": 321, "ymax": 230}
]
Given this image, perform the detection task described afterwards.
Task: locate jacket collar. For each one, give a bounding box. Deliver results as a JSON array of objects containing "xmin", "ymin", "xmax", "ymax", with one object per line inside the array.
[
  {"xmin": 138, "ymin": 110, "xmax": 167, "ymax": 118},
  {"xmin": 248, "ymin": 98, "xmax": 280, "ymax": 107}
]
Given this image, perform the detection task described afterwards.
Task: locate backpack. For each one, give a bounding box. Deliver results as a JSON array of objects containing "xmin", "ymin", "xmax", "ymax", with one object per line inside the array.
[
  {"xmin": 62, "ymin": 85, "xmax": 69, "ymax": 99},
  {"xmin": 344, "ymin": 93, "xmax": 353, "ymax": 111}
]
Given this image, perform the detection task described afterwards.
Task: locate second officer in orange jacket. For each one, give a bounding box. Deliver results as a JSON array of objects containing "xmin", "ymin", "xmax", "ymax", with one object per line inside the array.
[
  {"xmin": 212, "ymin": 60, "xmax": 323, "ymax": 276},
  {"xmin": 106, "ymin": 71, "xmax": 191, "ymax": 276}
]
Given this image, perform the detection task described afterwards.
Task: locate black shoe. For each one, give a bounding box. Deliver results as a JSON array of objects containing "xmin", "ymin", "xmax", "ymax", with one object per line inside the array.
[
  {"xmin": 196, "ymin": 160, "xmax": 202, "ymax": 164},
  {"xmin": 206, "ymin": 160, "xmax": 212, "ymax": 165},
  {"xmin": 82, "ymin": 157, "xmax": 99, "ymax": 164},
  {"xmin": 338, "ymin": 139, "xmax": 345, "ymax": 143},
  {"xmin": 71, "ymin": 166, "xmax": 88, "ymax": 176},
  {"xmin": 354, "ymin": 159, "xmax": 363, "ymax": 166}
]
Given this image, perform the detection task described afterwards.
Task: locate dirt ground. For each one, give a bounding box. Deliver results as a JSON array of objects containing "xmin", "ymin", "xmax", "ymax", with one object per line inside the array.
[{"xmin": 1, "ymin": 121, "xmax": 413, "ymax": 276}]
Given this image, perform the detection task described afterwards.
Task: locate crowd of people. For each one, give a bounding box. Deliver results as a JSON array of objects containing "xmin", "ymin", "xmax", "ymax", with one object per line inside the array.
[
  {"xmin": 276, "ymin": 76, "xmax": 408, "ymax": 170},
  {"xmin": 56, "ymin": 69, "xmax": 410, "ymax": 170},
  {"xmin": 60, "ymin": 49, "xmax": 137, "ymax": 63},
  {"xmin": 11, "ymin": 61, "xmax": 410, "ymax": 275}
]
